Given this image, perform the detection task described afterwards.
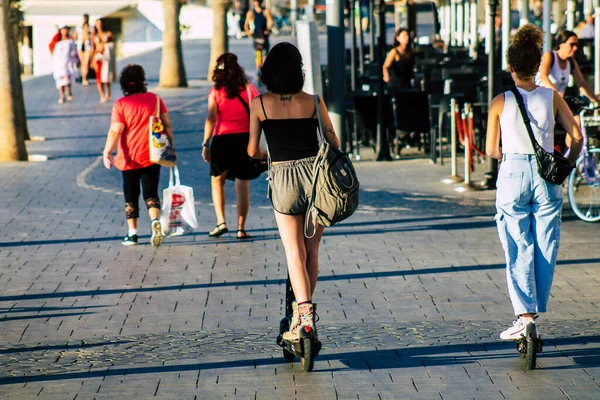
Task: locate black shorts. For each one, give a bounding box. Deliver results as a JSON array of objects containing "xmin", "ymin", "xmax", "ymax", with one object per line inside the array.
[
  {"xmin": 253, "ymin": 35, "xmax": 270, "ymax": 53},
  {"xmin": 209, "ymin": 133, "xmax": 266, "ymax": 180}
]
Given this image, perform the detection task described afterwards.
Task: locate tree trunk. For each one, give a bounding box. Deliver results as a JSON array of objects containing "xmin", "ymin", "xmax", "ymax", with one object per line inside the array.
[
  {"xmin": 0, "ymin": 0, "xmax": 28, "ymax": 161},
  {"xmin": 159, "ymin": 0, "xmax": 188, "ymax": 87},
  {"xmin": 9, "ymin": 5, "xmax": 29, "ymax": 141},
  {"xmin": 208, "ymin": 0, "xmax": 229, "ymax": 81}
]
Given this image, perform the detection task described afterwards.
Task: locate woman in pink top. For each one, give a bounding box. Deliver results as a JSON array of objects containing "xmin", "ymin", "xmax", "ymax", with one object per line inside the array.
[{"xmin": 203, "ymin": 53, "xmax": 261, "ymax": 239}]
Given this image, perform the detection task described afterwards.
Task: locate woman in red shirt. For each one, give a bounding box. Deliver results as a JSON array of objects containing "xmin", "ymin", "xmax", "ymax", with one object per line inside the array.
[
  {"xmin": 203, "ymin": 53, "xmax": 260, "ymax": 239},
  {"xmin": 102, "ymin": 64, "xmax": 175, "ymax": 247}
]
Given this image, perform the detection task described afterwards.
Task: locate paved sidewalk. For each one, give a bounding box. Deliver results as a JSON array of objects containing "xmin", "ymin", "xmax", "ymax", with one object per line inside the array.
[{"xmin": 1, "ymin": 39, "xmax": 599, "ymax": 400}]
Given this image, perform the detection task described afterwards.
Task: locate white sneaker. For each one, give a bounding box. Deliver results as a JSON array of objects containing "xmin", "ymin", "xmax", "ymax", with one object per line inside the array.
[
  {"xmin": 500, "ymin": 318, "xmax": 533, "ymax": 340},
  {"xmin": 151, "ymin": 219, "xmax": 163, "ymax": 248}
]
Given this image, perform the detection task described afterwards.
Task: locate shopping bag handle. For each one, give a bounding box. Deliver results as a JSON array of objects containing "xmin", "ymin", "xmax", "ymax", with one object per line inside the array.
[{"xmin": 169, "ymin": 166, "xmax": 181, "ymax": 187}]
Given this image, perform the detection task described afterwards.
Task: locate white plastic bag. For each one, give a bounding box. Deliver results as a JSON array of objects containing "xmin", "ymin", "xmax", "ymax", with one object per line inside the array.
[{"xmin": 160, "ymin": 166, "xmax": 198, "ymax": 236}]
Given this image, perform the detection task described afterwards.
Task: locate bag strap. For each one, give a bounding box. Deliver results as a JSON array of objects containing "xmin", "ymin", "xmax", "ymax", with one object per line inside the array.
[
  {"xmin": 304, "ymin": 95, "xmax": 328, "ymax": 239},
  {"xmin": 313, "ymin": 95, "xmax": 327, "ymax": 145},
  {"xmin": 509, "ymin": 87, "xmax": 541, "ymax": 151},
  {"xmin": 236, "ymin": 87, "xmax": 251, "ymax": 115},
  {"xmin": 155, "ymin": 94, "xmax": 161, "ymax": 118}
]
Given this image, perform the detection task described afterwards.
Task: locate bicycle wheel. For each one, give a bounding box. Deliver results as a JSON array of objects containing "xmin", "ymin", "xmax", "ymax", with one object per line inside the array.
[{"xmin": 568, "ymin": 149, "xmax": 600, "ymax": 222}]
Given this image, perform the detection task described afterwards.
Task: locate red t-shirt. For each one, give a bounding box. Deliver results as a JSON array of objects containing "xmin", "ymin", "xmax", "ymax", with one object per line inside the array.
[
  {"xmin": 210, "ymin": 84, "xmax": 260, "ymax": 136},
  {"xmin": 111, "ymin": 92, "xmax": 167, "ymax": 171}
]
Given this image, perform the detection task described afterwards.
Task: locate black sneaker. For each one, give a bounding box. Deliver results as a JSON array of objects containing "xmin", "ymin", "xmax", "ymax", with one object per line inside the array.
[{"xmin": 122, "ymin": 234, "xmax": 138, "ymax": 246}]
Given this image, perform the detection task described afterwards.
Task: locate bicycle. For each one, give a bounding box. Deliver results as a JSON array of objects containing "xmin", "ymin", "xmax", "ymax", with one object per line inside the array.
[{"xmin": 567, "ymin": 106, "xmax": 600, "ymax": 222}]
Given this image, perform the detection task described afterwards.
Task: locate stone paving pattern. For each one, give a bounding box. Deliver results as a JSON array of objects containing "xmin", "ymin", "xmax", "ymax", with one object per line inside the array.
[{"xmin": 0, "ymin": 39, "xmax": 599, "ymax": 399}]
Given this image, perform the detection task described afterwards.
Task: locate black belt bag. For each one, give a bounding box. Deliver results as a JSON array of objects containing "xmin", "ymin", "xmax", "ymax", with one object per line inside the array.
[{"xmin": 510, "ymin": 87, "xmax": 574, "ymax": 185}]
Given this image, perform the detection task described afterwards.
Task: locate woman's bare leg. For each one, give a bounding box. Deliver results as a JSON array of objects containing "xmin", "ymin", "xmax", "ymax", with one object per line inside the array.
[
  {"xmin": 235, "ymin": 178, "xmax": 250, "ymax": 235},
  {"xmin": 274, "ymin": 211, "xmax": 317, "ymax": 303},
  {"xmin": 211, "ymin": 172, "xmax": 228, "ymax": 229}
]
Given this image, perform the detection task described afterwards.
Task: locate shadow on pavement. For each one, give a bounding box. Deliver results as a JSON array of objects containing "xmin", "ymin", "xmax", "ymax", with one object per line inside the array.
[
  {"xmin": 0, "ymin": 340, "xmax": 136, "ymax": 355},
  {"xmin": 1, "ymin": 336, "xmax": 598, "ymax": 385},
  {"xmin": 0, "ymin": 258, "xmax": 598, "ymax": 302}
]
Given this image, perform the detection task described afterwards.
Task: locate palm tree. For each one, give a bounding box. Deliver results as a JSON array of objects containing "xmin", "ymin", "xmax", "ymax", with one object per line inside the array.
[
  {"xmin": 0, "ymin": 0, "xmax": 28, "ymax": 161},
  {"xmin": 8, "ymin": 0, "xmax": 29, "ymax": 142},
  {"xmin": 208, "ymin": 0, "xmax": 229, "ymax": 80},
  {"xmin": 159, "ymin": 0, "xmax": 188, "ymax": 87}
]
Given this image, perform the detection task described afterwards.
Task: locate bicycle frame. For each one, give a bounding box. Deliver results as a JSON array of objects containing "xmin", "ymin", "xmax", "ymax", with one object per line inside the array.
[{"xmin": 578, "ymin": 109, "xmax": 600, "ymax": 187}]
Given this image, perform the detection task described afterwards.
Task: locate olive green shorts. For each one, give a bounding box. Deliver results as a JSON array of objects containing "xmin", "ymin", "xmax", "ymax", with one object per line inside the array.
[{"xmin": 269, "ymin": 156, "xmax": 316, "ymax": 215}]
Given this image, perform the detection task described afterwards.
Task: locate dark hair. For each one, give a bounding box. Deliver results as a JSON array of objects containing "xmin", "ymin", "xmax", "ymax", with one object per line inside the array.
[
  {"xmin": 119, "ymin": 64, "xmax": 147, "ymax": 95},
  {"xmin": 260, "ymin": 42, "xmax": 304, "ymax": 94},
  {"xmin": 212, "ymin": 53, "xmax": 248, "ymax": 99},
  {"xmin": 554, "ymin": 30, "xmax": 577, "ymax": 50},
  {"xmin": 393, "ymin": 28, "xmax": 411, "ymax": 50},
  {"xmin": 83, "ymin": 13, "xmax": 89, "ymax": 19},
  {"xmin": 506, "ymin": 24, "xmax": 543, "ymax": 80}
]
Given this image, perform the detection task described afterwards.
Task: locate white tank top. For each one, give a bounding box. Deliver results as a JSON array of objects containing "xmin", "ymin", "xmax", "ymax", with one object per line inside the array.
[
  {"xmin": 500, "ymin": 86, "xmax": 555, "ymax": 154},
  {"xmin": 535, "ymin": 51, "xmax": 570, "ymax": 95}
]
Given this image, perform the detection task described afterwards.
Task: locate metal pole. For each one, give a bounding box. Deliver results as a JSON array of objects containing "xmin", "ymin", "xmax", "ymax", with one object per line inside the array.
[
  {"xmin": 357, "ymin": 0, "xmax": 365, "ymax": 77},
  {"xmin": 291, "ymin": 0, "xmax": 298, "ymax": 35},
  {"xmin": 470, "ymin": 0, "xmax": 478, "ymax": 58},
  {"xmin": 463, "ymin": 108, "xmax": 471, "ymax": 185},
  {"xmin": 369, "ymin": 0, "xmax": 375, "ymax": 61},
  {"xmin": 350, "ymin": 0, "xmax": 357, "ymax": 92},
  {"xmin": 542, "ymin": 0, "xmax": 551, "ymax": 52},
  {"xmin": 450, "ymin": 0, "xmax": 456, "ymax": 46},
  {"xmin": 375, "ymin": 0, "xmax": 391, "ymax": 161},
  {"xmin": 483, "ymin": 0, "xmax": 498, "ymax": 189},
  {"xmin": 501, "ymin": 0, "xmax": 509, "ymax": 70},
  {"xmin": 595, "ymin": 7, "xmax": 600, "ymax": 94},
  {"xmin": 442, "ymin": 98, "xmax": 464, "ymax": 183},
  {"xmin": 451, "ymin": 98, "xmax": 458, "ymax": 177},
  {"xmin": 327, "ymin": 0, "xmax": 345, "ymax": 147},
  {"xmin": 349, "ymin": 0, "xmax": 358, "ymax": 156},
  {"xmin": 519, "ymin": 0, "xmax": 528, "ymax": 26},
  {"xmin": 457, "ymin": 0, "xmax": 464, "ymax": 47},
  {"xmin": 566, "ymin": 0, "xmax": 576, "ymax": 30},
  {"xmin": 464, "ymin": 0, "xmax": 470, "ymax": 49},
  {"xmin": 444, "ymin": 1, "xmax": 451, "ymax": 44}
]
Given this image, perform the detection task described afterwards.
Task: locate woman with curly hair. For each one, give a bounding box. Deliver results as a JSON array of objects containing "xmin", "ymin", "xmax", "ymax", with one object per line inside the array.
[
  {"xmin": 203, "ymin": 53, "xmax": 260, "ymax": 239},
  {"xmin": 486, "ymin": 25, "xmax": 582, "ymax": 340}
]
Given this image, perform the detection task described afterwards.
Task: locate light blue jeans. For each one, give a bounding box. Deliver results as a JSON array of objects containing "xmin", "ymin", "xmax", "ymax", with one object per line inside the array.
[{"xmin": 495, "ymin": 154, "xmax": 563, "ymax": 316}]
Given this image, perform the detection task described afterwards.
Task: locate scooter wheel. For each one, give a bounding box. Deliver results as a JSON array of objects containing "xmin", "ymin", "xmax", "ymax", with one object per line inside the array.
[
  {"xmin": 283, "ymin": 347, "xmax": 295, "ymax": 362},
  {"xmin": 525, "ymin": 337, "xmax": 536, "ymax": 369},
  {"xmin": 300, "ymin": 338, "xmax": 314, "ymax": 372}
]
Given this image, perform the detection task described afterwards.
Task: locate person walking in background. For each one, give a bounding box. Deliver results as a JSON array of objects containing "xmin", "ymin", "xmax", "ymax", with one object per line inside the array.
[
  {"xmin": 245, "ymin": 0, "xmax": 273, "ymax": 78},
  {"xmin": 51, "ymin": 23, "xmax": 78, "ymax": 104},
  {"xmin": 103, "ymin": 64, "xmax": 174, "ymax": 247},
  {"xmin": 485, "ymin": 25, "xmax": 582, "ymax": 340},
  {"xmin": 73, "ymin": 13, "xmax": 92, "ymax": 85},
  {"xmin": 382, "ymin": 28, "xmax": 414, "ymax": 91},
  {"xmin": 94, "ymin": 32, "xmax": 115, "ymax": 103},
  {"xmin": 537, "ymin": 30, "xmax": 600, "ymax": 109},
  {"xmin": 248, "ymin": 43, "xmax": 340, "ymax": 341},
  {"xmin": 202, "ymin": 53, "xmax": 261, "ymax": 239}
]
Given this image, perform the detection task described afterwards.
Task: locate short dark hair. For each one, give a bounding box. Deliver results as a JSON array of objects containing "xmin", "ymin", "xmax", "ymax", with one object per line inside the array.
[
  {"xmin": 260, "ymin": 42, "xmax": 304, "ymax": 94},
  {"xmin": 213, "ymin": 53, "xmax": 249, "ymax": 99},
  {"xmin": 507, "ymin": 24, "xmax": 543, "ymax": 80},
  {"xmin": 554, "ymin": 30, "xmax": 577, "ymax": 50},
  {"xmin": 119, "ymin": 64, "xmax": 147, "ymax": 95}
]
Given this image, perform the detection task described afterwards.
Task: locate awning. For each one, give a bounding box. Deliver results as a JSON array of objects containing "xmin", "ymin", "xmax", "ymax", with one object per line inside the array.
[{"xmin": 23, "ymin": 1, "xmax": 132, "ymax": 19}]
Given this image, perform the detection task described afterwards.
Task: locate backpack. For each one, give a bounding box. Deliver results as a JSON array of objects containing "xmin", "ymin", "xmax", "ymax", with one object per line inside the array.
[{"xmin": 305, "ymin": 96, "xmax": 360, "ymax": 237}]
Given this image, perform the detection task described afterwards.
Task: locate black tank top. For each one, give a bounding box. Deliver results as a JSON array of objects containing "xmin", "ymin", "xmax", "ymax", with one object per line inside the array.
[
  {"xmin": 390, "ymin": 48, "xmax": 414, "ymax": 89},
  {"xmin": 253, "ymin": 10, "xmax": 267, "ymax": 36},
  {"xmin": 259, "ymin": 95, "xmax": 319, "ymax": 162}
]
